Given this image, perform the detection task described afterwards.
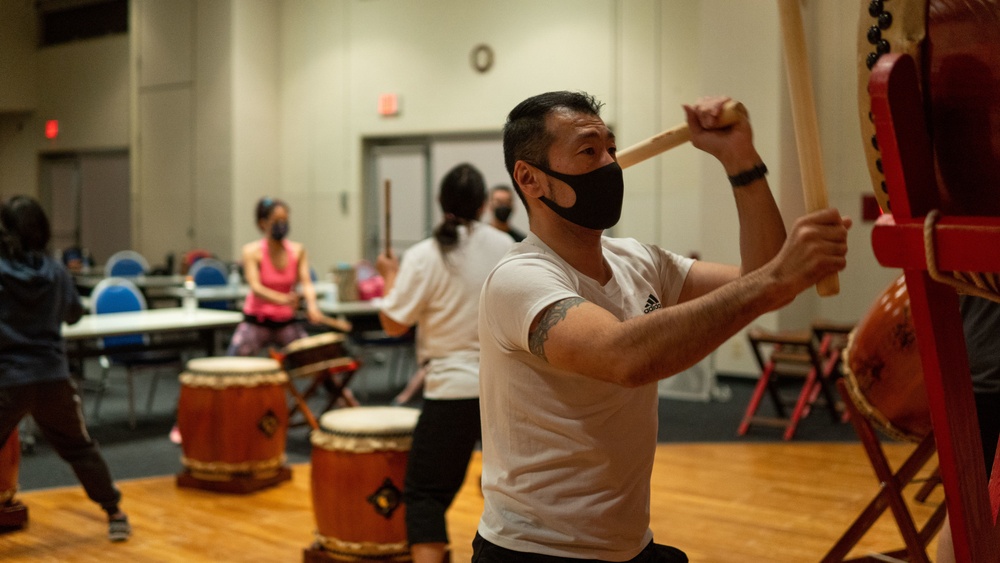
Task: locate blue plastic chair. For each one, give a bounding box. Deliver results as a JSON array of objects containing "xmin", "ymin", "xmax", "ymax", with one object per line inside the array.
[
  {"xmin": 104, "ymin": 250, "xmax": 150, "ymax": 278},
  {"xmin": 188, "ymin": 258, "xmax": 230, "ymax": 310},
  {"xmin": 90, "ymin": 277, "xmax": 183, "ymax": 427}
]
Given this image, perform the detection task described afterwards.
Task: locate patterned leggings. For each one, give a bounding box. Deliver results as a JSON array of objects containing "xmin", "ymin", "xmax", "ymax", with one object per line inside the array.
[{"xmin": 226, "ymin": 321, "xmax": 307, "ymax": 357}]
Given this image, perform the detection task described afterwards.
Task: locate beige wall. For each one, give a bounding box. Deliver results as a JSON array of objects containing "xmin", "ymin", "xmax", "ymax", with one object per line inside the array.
[
  {"xmin": 0, "ymin": 0, "xmax": 36, "ymax": 113},
  {"xmin": 0, "ymin": 0, "xmax": 899, "ymax": 375}
]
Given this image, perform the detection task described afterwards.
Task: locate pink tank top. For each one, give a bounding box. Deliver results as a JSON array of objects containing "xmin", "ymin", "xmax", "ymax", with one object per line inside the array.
[{"xmin": 243, "ymin": 239, "xmax": 299, "ymax": 322}]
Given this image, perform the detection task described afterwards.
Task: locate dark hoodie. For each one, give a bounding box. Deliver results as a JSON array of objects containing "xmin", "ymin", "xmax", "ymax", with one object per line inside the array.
[{"xmin": 0, "ymin": 252, "xmax": 83, "ymax": 388}]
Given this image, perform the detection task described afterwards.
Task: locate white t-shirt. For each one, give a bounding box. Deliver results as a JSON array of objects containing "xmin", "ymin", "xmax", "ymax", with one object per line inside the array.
[
  {"xmin": 477, "ymin": 233, "xmax": 693, "ymax": 560},
  {"xmin": 381, "ymin": 222, "xmax": 513, "ymax": 400}
]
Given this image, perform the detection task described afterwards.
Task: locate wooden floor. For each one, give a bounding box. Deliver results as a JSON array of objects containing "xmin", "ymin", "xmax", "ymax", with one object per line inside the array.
[{"xmin": 2, "ymin": 442, "xmax": 944, "ymax": 562}]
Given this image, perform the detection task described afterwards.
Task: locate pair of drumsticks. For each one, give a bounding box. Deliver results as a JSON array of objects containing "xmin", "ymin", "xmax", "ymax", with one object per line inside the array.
[
  {"xmin": 616, "ymin": 0, "xmax": 838, "ymax": 296},
  {"xmin": 382, "ymin": 1, "xmax": 836, "ymax": 295}
]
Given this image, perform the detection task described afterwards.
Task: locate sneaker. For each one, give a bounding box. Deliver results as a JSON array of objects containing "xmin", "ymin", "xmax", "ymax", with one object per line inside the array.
[
  {"xmin": 169, "ymin": 425, "xmax": 182, "ymax": 445},
  {"xmin": 108, "ymin": 514, "xmax": 131, "ymax": 542}
]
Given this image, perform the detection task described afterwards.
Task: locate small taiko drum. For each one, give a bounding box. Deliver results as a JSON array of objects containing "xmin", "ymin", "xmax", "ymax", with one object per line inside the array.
[
  {"xmin": 283, "ymin": 332, "xmax": 350, "ymax": 378},
  {"xmin": 843, "ymin": 276, "xmax": 933, "ymax": 442},
  {"xmin": 176, "ymin": 357, "xmax": 292, "ymax": 493},
  {"xmin": 0, "ymin": 430, "xmax": 27, "ymax": 529},
  {"xmin": 307, "ymin": 406, "xmax": 420, "ymax": 561}
]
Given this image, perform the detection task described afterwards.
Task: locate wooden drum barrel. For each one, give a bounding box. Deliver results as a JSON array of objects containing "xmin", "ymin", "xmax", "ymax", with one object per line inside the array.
[
  {"xmin": 842, "ymin": 276, "xmax": 933, "ymax": 442},
  {"xmin": 0, "ymin": 430, "xmax": 27, "ymax": 529},
  {"xmin": 307, "ymin": 406, "xmax": 420, "ymax": 561},
  {"xmin": 176, "ymin": 357, "xmax": 292, "ymax": 493}
]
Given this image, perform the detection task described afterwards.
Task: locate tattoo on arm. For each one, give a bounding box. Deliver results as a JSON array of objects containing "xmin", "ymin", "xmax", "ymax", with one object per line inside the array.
[{"xmin": 529, "ymin": 297, "xmax": 586, "ymax": 361}]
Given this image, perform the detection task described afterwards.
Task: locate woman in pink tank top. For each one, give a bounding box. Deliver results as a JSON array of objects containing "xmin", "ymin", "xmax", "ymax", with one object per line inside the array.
[{"xmin": 226, "ymin": 197, "xmax": 329, "ymax": 356}]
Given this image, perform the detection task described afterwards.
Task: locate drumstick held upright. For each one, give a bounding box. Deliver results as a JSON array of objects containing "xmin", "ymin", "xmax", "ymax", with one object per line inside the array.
[
  {"xmin": 617, "ymin": 100, "xmax": 747, "ymax": 169},
  {"xmin": 777, "ymin": 0, "xmax": 840, "ymax": 296},
  {"xmin": 383, "ymin": 179, "xmax": 392, "ymax": 257}
]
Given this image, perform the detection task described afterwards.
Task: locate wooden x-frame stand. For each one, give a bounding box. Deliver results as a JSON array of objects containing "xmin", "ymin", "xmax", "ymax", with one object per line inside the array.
[
  {"xmin": 868, "ymin": 53, "xmax": 1000, "ymax": 561},
  {"xmin": 823, "ymin": 379, "xmax": 946, "ymax": 562}
]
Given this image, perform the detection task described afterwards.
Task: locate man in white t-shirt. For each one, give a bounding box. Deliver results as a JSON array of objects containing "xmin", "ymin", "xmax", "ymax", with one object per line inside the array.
[{"xmin": 475, "ymin": 91, "xmax": 851, "ymax": 562}]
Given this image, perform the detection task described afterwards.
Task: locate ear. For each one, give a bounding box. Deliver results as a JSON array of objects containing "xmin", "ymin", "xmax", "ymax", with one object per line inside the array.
[{"xmin": 513, "ymin": 160, "xmax": 545, "ymax": 199}]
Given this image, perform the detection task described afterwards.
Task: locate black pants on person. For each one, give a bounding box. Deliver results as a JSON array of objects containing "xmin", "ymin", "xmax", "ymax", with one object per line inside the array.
[
  {"xmin": 472, "ymin": 533, "xmax": 688, "ymax": 563},
  {"xmin": 403, "ymin": 397, "xmax": 481, "ymax": 545},
  {"xmin": 976, "ymin": 391, "xmax": 1000, "ymax": 477},
  {"xmin": 0, "ymin": 379, "xmax": 122, "ymax": 513}
]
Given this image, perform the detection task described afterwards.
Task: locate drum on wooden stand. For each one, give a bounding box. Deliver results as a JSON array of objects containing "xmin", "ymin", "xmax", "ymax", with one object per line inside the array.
[
  {"xmin": 283, "ymin": 333, "xmax": 351, "ymax": 379},
  {"xmin": 0, "ymin": 430, "xmax": 27, "ymax": 529},
  {"xmin": 305, "ymin": 406, "xmax": 420, "ymax": 562},
  {"xmin": 842, "ymin": 276, "xmax": 933, "ymax": 442},
  {"xmin": 176, "ymin": 357, "xmax": 292, "ymax": 493}
]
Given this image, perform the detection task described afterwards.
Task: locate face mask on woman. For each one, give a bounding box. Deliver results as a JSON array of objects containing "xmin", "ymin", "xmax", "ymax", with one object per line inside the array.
[{"xmin": 271, "ymin": 222, "xmax": 289, "ymax": 241}]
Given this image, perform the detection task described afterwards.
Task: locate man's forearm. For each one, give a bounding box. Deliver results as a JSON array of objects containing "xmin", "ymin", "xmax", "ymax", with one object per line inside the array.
[{"xmin": 733, "ymin": 179, "xmax": 786, "ymax": 275}]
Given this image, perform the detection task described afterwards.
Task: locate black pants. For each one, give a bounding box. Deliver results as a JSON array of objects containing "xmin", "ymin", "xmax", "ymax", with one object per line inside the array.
[
  {"xmin": 403, "ymin": 398, "xmax": 481, "ymax": 545},
  {"xmin": 0, "ymin": 379, "xmax": 121, "ymax": 513},
  {"xmin": 472, "ymin": 533, "xmax": 688, "ymax": 563},
  {"xmin": 975, "ymin": 391, "xmax": 1000, "ymax": 477}
]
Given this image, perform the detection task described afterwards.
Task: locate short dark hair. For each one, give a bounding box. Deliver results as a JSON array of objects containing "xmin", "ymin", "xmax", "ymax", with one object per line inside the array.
[
  {"xmin": 502, "ymin": 91, "xmax": 604, "ymax": 207},
  {"xmin": 0, "ymin": 195, "xmax": 51, "ymax": 261},
  {"xmin": 255, "ymin": 196, "xmax": 288, "ymax": 224},
  {"xmin": 490, "ymin": 185, "xmax": 514, "ymax": 197},
  {"xmin": 434, "ymin": 163, "xmax": 486, "ymax": 254}
]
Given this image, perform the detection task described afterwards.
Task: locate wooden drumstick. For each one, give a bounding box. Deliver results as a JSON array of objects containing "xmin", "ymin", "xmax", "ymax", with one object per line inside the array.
[
  {"xmin": 617, "ymin": 100, "xmax": 748, "ymax": 169},
  {"xmin": 778, "ymin": 0, "xmax": 840, "ymax": 296},
  {"xmin": 383, "ymin": 179, "xmax": 392, "ymax": 256},
  {"xmin": 317, "ymin": 314, "xmax": 352, "ymax": 333}
]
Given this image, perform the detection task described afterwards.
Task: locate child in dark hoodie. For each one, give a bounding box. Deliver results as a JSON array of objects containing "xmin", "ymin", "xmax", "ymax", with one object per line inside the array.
[{"xmin": 0, "ymin": 195, "xmax": 130, "ymax": 542}]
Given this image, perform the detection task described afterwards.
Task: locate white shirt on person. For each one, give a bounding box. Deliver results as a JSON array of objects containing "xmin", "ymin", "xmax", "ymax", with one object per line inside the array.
[
  {"xmin": 477, "ymin": 232, "xmax": 694, "ymax": 560},
  {"xmin": 381, "ymin": 222, "xmax": 513, "ymax": 400}
]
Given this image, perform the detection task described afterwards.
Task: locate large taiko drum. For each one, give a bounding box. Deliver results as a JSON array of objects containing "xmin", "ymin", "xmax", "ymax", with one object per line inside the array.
[
  {"xmin": 843, "ymin": 276, "xmax": 933, "ymax": 442},
  {"xmin": 176, "ymin": 357, "xmax": 292, "ymax": 492},
  {"xmin": 857, "ymin": 0, "xmax": 1000, "ymax": 215},
  {"xmin": 282, "ymin": 332, "xmax": 351, "ymax": 378},
  {"xmin": 308, "ymin": 406, "xmax": 420, "ymax": 561},
  {"xmin": 0, "ymin": 430, "xmax": 27, "ymax": 528}
]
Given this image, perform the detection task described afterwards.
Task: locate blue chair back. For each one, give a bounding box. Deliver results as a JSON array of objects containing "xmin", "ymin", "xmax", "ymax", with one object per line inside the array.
[
  {"xmin": 189, "ymin": 258, "xmax": 229, "ymax": 310},
  {"xmin": 91, "ymin": 278, "xmax": 147, "ymax": 349},
  {"xmin": 190, "ymin": 258, "xmax": 227, "ymax": 286},
  {"xmin": 105, "ymin": 251, "xmax": 150, "ymax": 278}
]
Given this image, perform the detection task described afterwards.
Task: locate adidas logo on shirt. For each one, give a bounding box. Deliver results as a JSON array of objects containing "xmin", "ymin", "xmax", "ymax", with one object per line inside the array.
[{"xmin": 643, "ymin": 294, "xmax": 661, "ymax": 314}]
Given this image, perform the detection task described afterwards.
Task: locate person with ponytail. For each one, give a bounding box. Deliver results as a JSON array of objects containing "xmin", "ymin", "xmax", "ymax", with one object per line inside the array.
[
  {"xmin": 0, "ymin": 195, "xmax": 131, "ymax": 542},
  {"xmin": 376, "ymin": 163, "xmax": 514, "ymax": 563}
]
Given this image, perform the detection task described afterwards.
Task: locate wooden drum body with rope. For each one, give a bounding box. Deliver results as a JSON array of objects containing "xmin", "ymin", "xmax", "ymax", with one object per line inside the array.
[
  {"xmin": 176, "ymin": 357, "xmax": 292, "ymax": 493},
  {"xmin": 859, "ymin": 1, "xmax": 1000, "ymax": 559},
  {"xmin": 0, "ymin": 430, "xmax": 27, "ymax": 529},
  {"xmin": 858, "ymin": 0, "xmax": 1000, "ymax": 219},
  {"xmin": 305, "ymin": 406, "xmax": 420, "ymax": 562},
  {"xmin": 843, "ymin": 276, "xmax": 932, "ymax": 443}
]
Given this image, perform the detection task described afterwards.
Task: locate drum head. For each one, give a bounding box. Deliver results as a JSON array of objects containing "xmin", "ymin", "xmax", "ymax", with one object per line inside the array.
[
  {"xmin": 185, "ymin": 356, "xmax": 282, "ymax": 374},
  {"xmin": 858, "ymin": 0, "xmax": 1000, "ymax": 215},
  {"xmin": 319, "ymin": 407, "xmax": 420, "ymax": 436},
  {"xmin": 283, "ymin": 332, "xmax": 345, "ymax": 354}
]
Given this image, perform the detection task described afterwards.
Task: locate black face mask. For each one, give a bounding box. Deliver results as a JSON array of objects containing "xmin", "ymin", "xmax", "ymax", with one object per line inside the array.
[
  {"xmin": 493, "ymin": 205, "xmax": 512, "ymax": 223},
  {"xmin": 271, "ymin": 222, "xmax": 289, "ymax": 241},
  {"xmin": 533, "ymin": 161, "xmax": 624, "ymax": 230}
]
